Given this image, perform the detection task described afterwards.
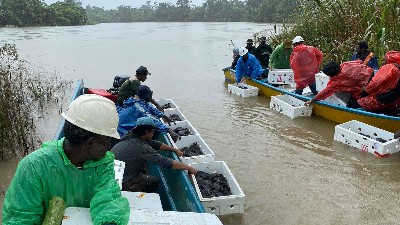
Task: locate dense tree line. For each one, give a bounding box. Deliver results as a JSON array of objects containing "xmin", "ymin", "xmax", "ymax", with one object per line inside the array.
[
  {"xmin": 0, "ymin": 0, "xmax": 87, "ymax": 27},
  {"xmin": 86, "ymin": 0, "xmax": 300, "ymax": 23}
]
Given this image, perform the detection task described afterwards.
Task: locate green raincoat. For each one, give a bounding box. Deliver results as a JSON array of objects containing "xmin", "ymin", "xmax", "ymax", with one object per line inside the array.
[
  {"xmin": 269, "ymin": 42, "xmax": 292, "ymax": 69},
  {"xmin": 2, "ymin": 138, "xmax": 130, "ymax": 225}
]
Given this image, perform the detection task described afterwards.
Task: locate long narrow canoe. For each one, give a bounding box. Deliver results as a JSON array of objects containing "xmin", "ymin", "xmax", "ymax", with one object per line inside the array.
[
  {"xmin": 224, "ymin": 69, "xmax": 400, "ymax": 132},
  {"xmin": 54, "ymin": 80, "xmax": 205, "ymax": 213}
]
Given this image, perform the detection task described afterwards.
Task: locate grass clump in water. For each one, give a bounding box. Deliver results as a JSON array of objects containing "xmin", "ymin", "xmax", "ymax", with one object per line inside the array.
[{"xmin": 0, "ymin": 44, "xmax": 72, "ymax": 160}]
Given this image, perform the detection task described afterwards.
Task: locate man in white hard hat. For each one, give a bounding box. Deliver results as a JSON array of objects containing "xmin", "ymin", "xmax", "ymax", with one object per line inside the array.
[
  {"xmin": 3, "ymin": 94, "xmax": 130, "ymax": 225},
  {"xmin": 290, "ymin": 35, "xmax": 323, "ymax": 95},
  {"xmin": 235, "ymin": 46, "xmax": 265, "ymax": 84}
]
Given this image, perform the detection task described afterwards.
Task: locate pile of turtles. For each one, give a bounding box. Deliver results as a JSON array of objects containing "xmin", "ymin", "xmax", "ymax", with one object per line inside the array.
[
  {"xmin": 358, "ymin": 133, "xmax": 387, "ymax": 143},
  {"xmin": 161, "ymin": 103, "xmax": 172, "ymax": 110},
  {"xmin": 168, "ymin": 114, "xmax": 181, "ymax": 122},
  {"xmin": 174, "ymin": 127, "xmax": 192, "ymax": 136},
  {"xmin": 195, "ymin": 171, "xmax": 232, "ymax": 198},
  {"xmin": 237, "ymin": 86, "xmax": 248, "ymax": 89},
  {"xmin": 181, "ymin": 142, "xmax": 203, "ymax": 157}
]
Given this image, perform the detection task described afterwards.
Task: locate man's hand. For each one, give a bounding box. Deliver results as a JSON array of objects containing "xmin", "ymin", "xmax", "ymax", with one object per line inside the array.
[
  {"xmin": 394, "ymin": 130, "xmax": 400, "ymax": 139},
  {"xmin": 188, "ymin": 166, "xmax": 197, "ymax": 175},
  {"xmin": 174, "ymin": 148, "xmax": 184, "ymax": 157},
  {"xmin": 304, "ymin": 100, "xmax": 312, "ymax": 106},
  {"xmin": 163, "ymin": 115, "xmax": 175, "ymax": 126}
]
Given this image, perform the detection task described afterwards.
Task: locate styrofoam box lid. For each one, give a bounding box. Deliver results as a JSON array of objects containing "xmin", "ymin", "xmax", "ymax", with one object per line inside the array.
[
  {"xmin": 273, "ymin": 94, "xmax": 308, "ymax": 107},
  {"xmin": 163, "ymin": 108, "xmax": 187, "ymax": 122},
  {"xmin": 189, "ymin": 161, "xmax": 245, "ymax": 200},
  {"xmin": 268, "ymin": 69, "xmax": 294, "ymax": 75},
  {"xmin": 336, "ymin": 120, "xmax": 396, "ymax": 141},
  {"xmin": 229, "ymin": 83, "xmax": 259, "ymax": 90},
  {"xmin": 155, "ymin": 99, "xmax": 178, "ymax": 109},
  {"xmin": 175, "ymin": 135, "xmax": 215, "ymax": 158},
  {"xmin": 168, "ymin": 120, "xmax": 198, "ymax": 136},
  {"xmin": 121, "ymin": 191, "xmax": 163, "ymax": 211}
]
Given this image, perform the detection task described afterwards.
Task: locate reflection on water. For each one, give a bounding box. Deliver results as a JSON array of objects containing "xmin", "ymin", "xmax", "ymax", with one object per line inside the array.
[{"xmin": 0, "ymin": 23, "xmax": 400, "ymax": 225}]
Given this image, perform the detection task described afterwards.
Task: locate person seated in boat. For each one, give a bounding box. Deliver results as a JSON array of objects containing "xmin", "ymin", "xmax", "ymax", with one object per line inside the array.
[
  {"xmin": 235, "ymin": 47, "xmax": 265, "ymax": 83},
  {"xmin": 351, "ymin": 41, "xmax": 379, "ymax": 71},
  {"xmin": 245, "ymin": 38, "xmax": 256, "ymax": 55},
  {"xmin": 117, "ymin": 65, "xmax": 162, "ymax": 110},
  {"xmin": 112, "ymin": 116, "xmax": 197, "ymax": 193},
  {"xmin": 2, "ymin": 94, "xmax": 130, "ymax": 225},
  {"xmin": 269, "ymin": 39, "xmax": 292, "ymax": 70},
  {"xmin": 354, "ymin": 51, "xmax": 400, "ymax": 113},
  {"xmin": 255, "ymin": 36, "xmax": 273, "ymax": 70},
  {"xmin": 230, "ymin": 47, "xmax": 240, "ymax": 69},
  {"xmin": 305, "ymin": 61, "xmax": 373, "ymax": 106},
  {"xmin": 117, "ymin": 85, "xmax": 179, "ymax": 141},
  {"xmin": 290, "ymin": 35, "xmax": 323, "ymax": 95}
]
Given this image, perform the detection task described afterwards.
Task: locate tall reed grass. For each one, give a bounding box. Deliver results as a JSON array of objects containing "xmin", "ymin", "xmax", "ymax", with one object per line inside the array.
[
  {"xmin": 0, "ymin": 44, "xmax": 72, "ymax": 160},
  {"xmin": 266, "ymin": 0, "xmax": 400, "ymax": 65}
]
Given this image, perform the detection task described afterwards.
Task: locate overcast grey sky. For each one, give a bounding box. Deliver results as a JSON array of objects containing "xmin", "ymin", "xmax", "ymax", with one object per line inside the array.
[{"xmin": 44, "ymin": 0, "xmax": 204, "ymax": 9}]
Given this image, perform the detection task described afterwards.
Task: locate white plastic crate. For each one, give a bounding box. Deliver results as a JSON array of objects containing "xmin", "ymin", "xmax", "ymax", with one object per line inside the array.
[
  {"xmin": 121, "ymin": 191, "xmax": 163, "ymax": 211},
  {"xmin": 227, "ymin": 83, "xmax": 259, "ymax": 97},
  {"xmin": 155, "ymin": 99, "xmax": 178, "ymax": 109},
  {"xmin": 315, "ymin": 72, "xmax": 330, "ymax": 92},
  {"xmin": 323, "ymin": 94, "xmax": 347, "ymax": 107},
  {"xmin": 175, "ymin": 135, "xmax": 215, "ymax": 164},
  {"xmin": 270, "ymin": 94, "xmax": 313, "ymax": 119},
  {"xmin": 334, "ymin": 120, "xmax": 400, "ymax": 157},
  {"xmin": 168, "ymin": 121, "xmax": 198, "ymax": 138},
  {"xmin": 189, "ymin": 161, "xmax": 245, "ymax": 216},
  {"xmin": 267, "ymin": 69, "xmax": 294, "ymax": 85},
  {"xmin": 163, "ymin": 108, "xmax": 187, "ymax": 123},
  {"xmin": 114, "ymin": 160, "xmax": 125, "ymax": 189}
]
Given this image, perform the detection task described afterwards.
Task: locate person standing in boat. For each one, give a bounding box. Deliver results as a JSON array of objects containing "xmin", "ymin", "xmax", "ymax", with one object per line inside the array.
[
  {"xmin": 235, "ymin": 47, "xmax": 265, "ymax": 83},
  {"xmin": 305, "ymin": 61, "xmax": 373, "ymax": 106},
  {"xmin": 230, "ymin": 47, "xmax": 240, "ymax": 69},
  {"xmin": 245, "ymin": 38, "xmax": 256, "ymax": 55},
  {"xmin": 112, "ymin": 116, "xmax": 197, "ymax": 193},
  {"xmin": 255, "ymin": 36, "xmax": 273, "ymax": 70},
  {"xmin": 290, "ymin": 35, "xmax": 323, "ymax": 95},
  {"xmin": 351, "ymin": 41, "xmax": 379, "ymax": 71},
  {"xmin": 117, "ymin": 66, "xmax": 162, "ymax": 111},
  {"xmin": 2, "ymin": 94, "xmax": 130, "ymax": 225},
  {"xmin": 269, "ymin": 39, "xmax": 292, "ymax": 70}
]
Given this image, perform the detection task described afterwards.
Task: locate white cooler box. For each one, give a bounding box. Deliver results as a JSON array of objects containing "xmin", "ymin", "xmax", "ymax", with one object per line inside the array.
[
  {"xmin": 315, "ymin": 72, "xmax": 330, "ymax": 92},
  {"xmin": 270, "ymin": 94, "xmax": 313, "ymax": 119},
  {"xmin": 168, "ymin": 120, "xmax": 198, "ymax": 138},
  {"xmin": 268, "ymin": 69, "xmax": 294, "ymax": 85},
  {"xmin": 334, "ymin": 120, "xmax": 400, "ymax": 157},
  {"xmin": 189, "ymin": 161, "xmax": 245, "ymax": 216},
  {"xmin": 163, "ymin": 108, "xmax": 187, "ymax": 123},
  {"xmin": 114, "ymin": 160, "xmax": 125, "ymax": 189},
  {"xmin": 155, "ymin": 98, "xmax": 179, "ymax": 109},
  {"xmin": 175, "ymin": 135, "xmax": 215, "ymax": 164},
  {"xmin": 228, "ymin": 83, "xmax": 259, "ymax": 97},
  {"xmin": 323, "ymin": 94, "xmax": 347, "ymax": 107}
]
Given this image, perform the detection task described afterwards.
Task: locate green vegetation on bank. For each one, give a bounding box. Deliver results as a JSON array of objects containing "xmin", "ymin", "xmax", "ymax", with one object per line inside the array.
[
  {"xmin": 267, "ymin": 0, "xmax": 400, "ymax": 65},
  {"xmin": 0, "ymin": 44, "xmax": 71, "ymax": 160}
]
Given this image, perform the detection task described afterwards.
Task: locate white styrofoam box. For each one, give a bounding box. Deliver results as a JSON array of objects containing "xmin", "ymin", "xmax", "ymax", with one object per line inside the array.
[
  {"xmin": 267, "ymin": 69, "xmax": 294, "ymax": 84},
  {"xmin": 155, "ymin": 99, "xmax": 178, "ymax": 109},
  {"xmin": 168, "ymin": 120, "xmax": 198, "ymax": 138},
  {"xmin": 323, "ymin": 93, "xmax": 347, "ymax": 107},
  {"xmin": 114, "ymin": 160, "xmax": 125, "ymax": 189},
  {"xmin": 62, "ymin": 208, "xmax": 223, "ymax": 225},
  {"xmin": 121, "ymin": 191, "xmax": 163, "ymax": 211},
  {"xmin": 189, "ymin": 161, "xmax": 245, "ymax": 216},
  {"xmin": 175, "ymin": 135, "xmax": 216, "ymax": 164},
  {"xmin": 270, "ymin": 94, "xmax": 313, "ymax": 119},
  {"xmin": 163, "ymin": 108, "xmax": 187, "ymax": 123},
  {"xmin": 334, "ymin": 120, "xmax": 400, "ymax": 157},
  {"xmin": 315, "ymin": 72, "xmax": 330, "ymax": 92},
  {"xmin": 227, "ymin": 83, "xmax": 259, "ymax": 97}
]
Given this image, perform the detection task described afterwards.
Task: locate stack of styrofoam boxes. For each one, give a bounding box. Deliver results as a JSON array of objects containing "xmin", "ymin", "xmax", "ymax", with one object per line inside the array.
[
  {"xmin": 270, "ymin": 94, "xmax": 313, "ymax": 119},
  {"xmin": 334, "ymin": 120, "xmax": 400, "ymax": 157},
  {"xmin": 227, "ymin": 83, "xmax": 259, "ymax": 97},
  {"xmin": 156, "ymin": 99, "xmax": 244, "ymax": 216},
  {"xmin": 189, "ymin": 161, "xmax": 245, "ymax": 216},
  {"xmin": 114, "ymin": 160, "xmax": 125, "ymax": 189},
  {"xmin": 268, "ymin": 69, "xmax": 295, "ymax": 85}
]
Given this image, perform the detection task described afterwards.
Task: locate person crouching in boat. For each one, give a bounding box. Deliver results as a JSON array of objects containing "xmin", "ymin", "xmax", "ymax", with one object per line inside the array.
[
  {"xmin": 269, "ymin": 39, "xmax": 292, "ymax": 70},
  {"xmin": 2, "ymin": 94, "xmax": 130, "ymax": 225},
  {"xmin": 235, "ymin": 47, "xmax": 265, "ymax": 83},
  {"xmin": 290, "ymin": 35, "xmax": 323, "ymax": 95},
  {"xmin": 354, "ymin": 51, "xmax": 400, "ymax": 113},
  {"xmin": 117, "ymin": 85, "xmax": 180, "ymax": 141},
  {"xmin": 112, "ymin": 117, "xmax": 197, "ymax": 193},
  {"xmin": 305, "ymin": 61, "xmax": 373, "ymax": 106}
]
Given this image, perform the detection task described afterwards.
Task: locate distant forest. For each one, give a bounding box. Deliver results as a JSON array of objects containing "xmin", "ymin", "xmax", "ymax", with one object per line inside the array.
[{"xmin": 0, "ymin": 0, "xmax": 300, "ymax": 27}]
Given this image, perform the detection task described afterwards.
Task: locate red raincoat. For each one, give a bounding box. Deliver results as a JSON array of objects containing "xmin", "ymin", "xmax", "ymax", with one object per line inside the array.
[
  {"xmin": 314, "ymin": 61, "xmax": 373, "ymax": 101},
  {"xmin": 290, "ymin": 44, "xmax": 323, "ymax": 89}
]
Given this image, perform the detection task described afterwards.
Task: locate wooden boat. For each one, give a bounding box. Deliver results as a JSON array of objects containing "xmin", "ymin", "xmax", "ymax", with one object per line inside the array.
[
  {"xmin": 223, "ymin": 68, "xmax": 400, "ymax": 132},
  {"xmin": 54, "ymin": 80, "xmax": 205, "ymax": 213}
]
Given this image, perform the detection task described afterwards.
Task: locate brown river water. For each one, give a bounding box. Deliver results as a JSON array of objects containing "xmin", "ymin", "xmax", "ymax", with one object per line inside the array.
[{"xmin": 1, "ymin": 23, "xmax": 400, "ymax": 225}]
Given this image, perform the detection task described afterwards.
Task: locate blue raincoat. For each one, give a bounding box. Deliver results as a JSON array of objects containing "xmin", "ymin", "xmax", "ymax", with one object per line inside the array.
[{"xmin": 235, "ymin": 53, "xmax": 264, "ymax": 83}]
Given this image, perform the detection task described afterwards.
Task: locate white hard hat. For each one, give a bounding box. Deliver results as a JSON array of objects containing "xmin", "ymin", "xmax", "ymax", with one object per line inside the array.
[
  {"xmin": 239, "ymin": 47, "xmax": 248, "ymax": 56},
  {"xmin": 62, "ymin": 94, "xmax": 120, "ymax": 139},
  {"xmin": 292, "ymin": 36, "xmax": 304, "ymax": 44}
]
